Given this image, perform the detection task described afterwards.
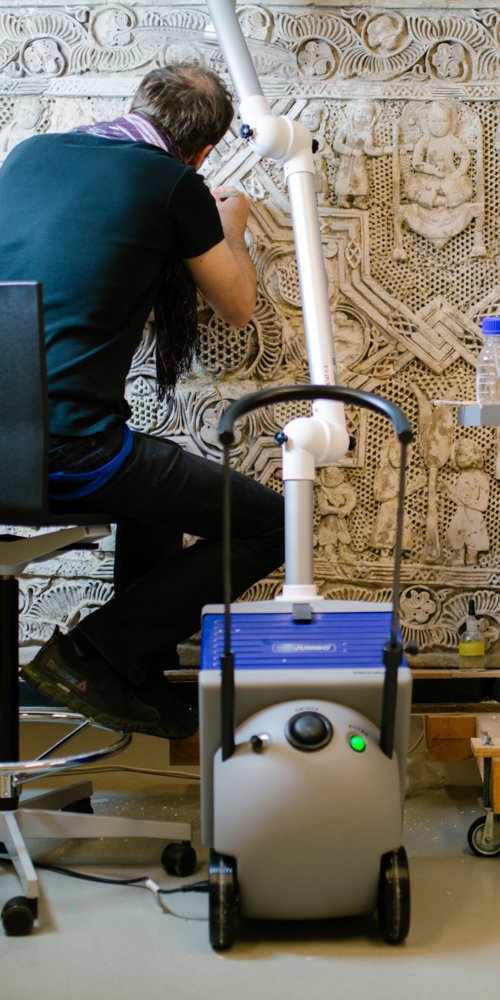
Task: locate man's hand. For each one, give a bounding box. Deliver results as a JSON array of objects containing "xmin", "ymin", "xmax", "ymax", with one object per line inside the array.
[
  {"xmin": 184, "ymin": 186, "xmax": 257, "ymax": 327},
  {"xmin": 211, "ymin": 187, "xmax": 250, "ymax": 241}
]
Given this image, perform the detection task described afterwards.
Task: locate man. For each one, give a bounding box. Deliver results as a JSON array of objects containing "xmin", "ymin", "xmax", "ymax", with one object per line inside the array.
[{"xmin": 0, "ymin": 65, "xmax": 285, "ymax": 738}]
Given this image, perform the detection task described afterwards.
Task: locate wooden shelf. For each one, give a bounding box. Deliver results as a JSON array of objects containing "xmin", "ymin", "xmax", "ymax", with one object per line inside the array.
[
  {"xmin": 471, "ymin": 736, "xmax": 500, "ymax": 758},
  {"xmin": 411, "ymin": 668, "xmax": 500, "ymax": 679},
  {"xmin": 410, "ymin": 668, "xmax": 500, "ymax": 715}
]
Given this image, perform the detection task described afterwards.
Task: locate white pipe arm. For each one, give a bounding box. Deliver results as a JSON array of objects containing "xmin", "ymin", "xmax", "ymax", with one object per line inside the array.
[
  {"xmin": 282, "ymin": 416, "xmax": 350, "ymax": 480},
  {"xmin": 205, "ymin": 0, "xmax": 345, "ymax": 412},
  {"xmin": 238, "ymin": 95, "xmax": 315, "ymax": 177}
]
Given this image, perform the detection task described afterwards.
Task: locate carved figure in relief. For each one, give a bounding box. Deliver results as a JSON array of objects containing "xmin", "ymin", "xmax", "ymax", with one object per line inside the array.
[
  {"xmin": 332, "ymin": 310, "xmax": 366, "ymax": 376},
  {"xmin": 300, "ymin": 104, "xmax": 332, "ymax": 204},
  {"xmin": 393, "ymin": 100, "xmax": 485, "ymax": 258},
  {"xmin": 0, "ymin": 97, "xmax": 46, "ymax": 161},
  {"xmin": 369, "ymin": 440, "xmax": 425, "ymax": 558},
  {"xmin": 316, "ymin": 466, "xmax": 357, "ymax": 564},
  {"xmin": 333, "ymin": 101, "xmax": 388, "ymax": 210},
  {"xmin": 441, "ymin": 440, "xmax": 490, "ymax": 566},
  {"xmin": 412, "ymin": 382, "xmax": 455, "ymax": 564},
  {"xmin": 405, "ymin": 102, "xmax": 472, "ymax": 211}
]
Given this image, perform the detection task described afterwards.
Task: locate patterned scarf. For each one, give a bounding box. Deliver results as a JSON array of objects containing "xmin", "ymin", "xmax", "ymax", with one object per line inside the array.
[{"xmin": 74, "ymin": 112, "xmax": 198, "ymax": 400}]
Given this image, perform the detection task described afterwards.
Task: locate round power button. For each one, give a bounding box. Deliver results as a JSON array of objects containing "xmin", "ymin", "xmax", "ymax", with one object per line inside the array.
[{"xmin": 286, "ymin": 712, "xmax": 333, "ymax": 752}]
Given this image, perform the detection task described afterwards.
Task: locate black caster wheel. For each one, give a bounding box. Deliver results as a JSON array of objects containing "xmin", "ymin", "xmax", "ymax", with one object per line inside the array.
[
  {"xmin": 209, "ymin": 850, "xmax": 239, "ymax": 952},
  {"xmin": 161, "ymin": 841, "xmax": 197, "ymax": 877},
  {"xmin": 378, "ymin": 846, "xmax": 410, "ymax": 944},
  {"xmin": 467, "ymin": 816, "xmax": 500, "ymax": 856},
  {"xmin": 61, "ymin": 798, "xmax": 94, "ymax": 815},
  {"xmin": 1, "ymin": 896, "xmax": 37, "ymax": 936}
]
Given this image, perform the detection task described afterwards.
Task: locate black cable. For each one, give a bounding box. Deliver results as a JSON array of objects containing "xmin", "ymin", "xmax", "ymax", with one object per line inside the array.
[{"xmin": 13, "ymin": 860, "xmax": 209, "ymax": 894}]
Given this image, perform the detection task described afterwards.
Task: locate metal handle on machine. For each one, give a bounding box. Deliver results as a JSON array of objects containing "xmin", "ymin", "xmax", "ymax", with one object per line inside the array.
[
  {"xmin": 219, "ymin": 384, "xmax": 413, "ymax": 448},
  {"xmin": 218, "ymin": 385, "xmax": 414, "ymax": 761}
]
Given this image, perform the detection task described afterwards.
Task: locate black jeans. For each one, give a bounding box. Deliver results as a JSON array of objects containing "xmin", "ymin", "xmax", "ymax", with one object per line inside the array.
[{"xmin": 49, "ymin": 426, "xmax": 285, "ymax": 685}]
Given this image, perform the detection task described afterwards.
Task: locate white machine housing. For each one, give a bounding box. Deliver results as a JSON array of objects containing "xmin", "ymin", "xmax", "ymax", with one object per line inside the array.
[{"xmin": 200, "ymin": 600, "xmax": 412, "ymax": 921}]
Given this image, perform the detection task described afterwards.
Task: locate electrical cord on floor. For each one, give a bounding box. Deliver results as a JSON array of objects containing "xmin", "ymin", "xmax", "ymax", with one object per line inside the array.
[
  {"xmin": 34, "ymin": 862, "xmax": 209, "ymax": 893},
  {"xmin": 0, "ymin": 857, "xmax": 209, "ymax": 918},
  {"xmin": 19, "ymin": 765, "xmax": 200, "ymax": 792},
  {"xmin": 52, "ymin": 765, "xmax": 200, "ymax": 781}
]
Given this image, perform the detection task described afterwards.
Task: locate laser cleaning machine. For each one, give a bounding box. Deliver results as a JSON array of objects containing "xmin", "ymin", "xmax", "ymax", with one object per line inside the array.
[
  {"xmin": 199, "ymin": 1, "xmax": 414, "ymax": 950},
  {"xmin": 199, "ymin": 384, "xmax": 414, "ymax": 950}
]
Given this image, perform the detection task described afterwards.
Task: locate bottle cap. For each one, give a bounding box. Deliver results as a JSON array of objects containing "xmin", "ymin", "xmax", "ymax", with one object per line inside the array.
[{"xmin": 481, "ymin": 317, "xmax": 500, "ymax": 335}]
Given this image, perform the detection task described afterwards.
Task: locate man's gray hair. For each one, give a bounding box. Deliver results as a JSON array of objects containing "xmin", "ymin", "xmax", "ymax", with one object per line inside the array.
[{"xmin": 130, "ymin": 64, "xmax": 234, "ymax": 158}]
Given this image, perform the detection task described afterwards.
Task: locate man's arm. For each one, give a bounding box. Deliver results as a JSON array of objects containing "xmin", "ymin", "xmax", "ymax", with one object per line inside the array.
[{"xmin": 183, "ymin": 188, "xmax": 257, "ymax": 327}]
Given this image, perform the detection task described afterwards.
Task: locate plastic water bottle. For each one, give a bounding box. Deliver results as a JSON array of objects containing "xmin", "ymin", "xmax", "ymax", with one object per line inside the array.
[{"xmin": 476, "ymin": 316, "xmax": 500, "ymax": 404}]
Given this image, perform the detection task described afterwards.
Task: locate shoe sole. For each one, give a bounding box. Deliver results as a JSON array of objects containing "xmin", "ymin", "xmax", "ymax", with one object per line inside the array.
[{"xmin": 21, "ymin": 660, "xmax": 162, "ymax": 736}]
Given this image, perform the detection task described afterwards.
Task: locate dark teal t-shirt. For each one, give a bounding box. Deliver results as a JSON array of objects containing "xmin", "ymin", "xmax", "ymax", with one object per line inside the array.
[{"xmin": 0, "ymin": 132, "xmax": 224, "ymax": 435}]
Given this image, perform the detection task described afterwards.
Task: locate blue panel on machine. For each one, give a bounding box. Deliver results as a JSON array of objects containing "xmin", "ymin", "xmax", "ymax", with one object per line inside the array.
[{"xmin": 201, "ymin": 610, "xmax": 401, "ymax": 671}]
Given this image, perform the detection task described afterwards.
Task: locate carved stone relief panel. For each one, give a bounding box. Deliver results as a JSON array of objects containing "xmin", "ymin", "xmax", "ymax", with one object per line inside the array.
[{"xmin": 0, "ymin": 2, "xmax": 499, "ymax": 664}]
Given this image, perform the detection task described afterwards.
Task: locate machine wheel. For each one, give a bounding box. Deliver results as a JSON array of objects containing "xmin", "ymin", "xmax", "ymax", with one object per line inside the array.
[
  {"xmin": 209, "ymin": 850, "xmax": 239, "ymax": 951},
  {"xmin": 377, "ymin": 847, "xmax": 410, "ymax": 944},
  {"xmin": 161, "ymin": 841, "xmax": 197, "ymax": 877},
  {"xmin": 1, "ymin": 896, "xmax": 37, "ymax": 936},
  {"xmin": 467, "ymin": 816, "xmax": 500, "ymax": 857}
]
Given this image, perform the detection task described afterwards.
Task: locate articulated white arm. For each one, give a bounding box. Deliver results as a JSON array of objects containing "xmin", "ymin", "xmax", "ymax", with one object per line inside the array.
[
  {"xmin": 238, "ymin": 95, "xmax": 314, "ymax": 175},
  {"xmin": 281, "ymin": 416, "xmax": 350, "ymax": 481},
  {"xmin": 207, "ymin": 0, "xmax": 349, "ymax": 596},
  {"xmin": 206, "ymin": 0, "xmax": 345, "ymax": 407}
]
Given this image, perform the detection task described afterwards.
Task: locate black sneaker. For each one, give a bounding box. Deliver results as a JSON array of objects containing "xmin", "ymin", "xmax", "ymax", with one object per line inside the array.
[
  {"xmin": 136, "ymin": 674, "xmax": 199, "ymax": 740},
  {"xmin": 21, "ymin": 629, "xmax": 161, "ymax": 734}
]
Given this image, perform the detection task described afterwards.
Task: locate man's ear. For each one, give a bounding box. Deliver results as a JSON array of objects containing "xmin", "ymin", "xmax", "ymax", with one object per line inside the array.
[{"xmin": 185, "ymin": 145, "xmax": 213, "ymax": 169}]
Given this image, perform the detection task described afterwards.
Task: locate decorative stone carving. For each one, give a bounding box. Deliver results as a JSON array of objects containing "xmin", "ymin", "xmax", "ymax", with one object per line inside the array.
[
  {"xmin": 441, "ymin": 439, "xmax": 490, "ymax": 566},
  {"xmin": 19, "ymin": 576, "xmax": 114, "ymax": 661},
  {"xmin": 0, "ymin": 94, "xmax": 48, "ymax": 160},
  {"xmin": 393, "ymin": 99, "xmax": 485, "ymax": 259},
  {"xmin": 369, "ymin": 440, "xmax": 426, "ymax": 559},
  {"xmin": 333, "ymin": 99, "xmax": 390, "ymax": 210},
  {"xmin": 315, "ymin": 466, "xmax": 357, "ymax": 564},
  {"xmin": 366, "ymin": 13, "xmax": 405, "ymax": 55},
  {"xmin": 411, "ymin": 382, "xmax": 455, "ymax": 564},
  {"xmin": 299, "ymin": 102, "xmax": 333, "ymax": 204},
  {"xmin": 0, "ymin": 2, "xmax": 499, "ymax": 664}
]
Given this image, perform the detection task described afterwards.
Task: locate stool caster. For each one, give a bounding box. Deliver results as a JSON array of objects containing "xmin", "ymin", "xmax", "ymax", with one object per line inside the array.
[
  {"xmin": 161, "ymin": 841, "xmax": 197, "ymax": 877},
  {"xmin": 1, "ymin": 895, "xmax": 37, "ymax": 936}
]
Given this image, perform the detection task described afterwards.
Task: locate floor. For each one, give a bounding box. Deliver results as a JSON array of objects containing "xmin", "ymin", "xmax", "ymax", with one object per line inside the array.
[{"xmin": 2, "ymin": 719, "xmax": 500, "ymax": 1000}]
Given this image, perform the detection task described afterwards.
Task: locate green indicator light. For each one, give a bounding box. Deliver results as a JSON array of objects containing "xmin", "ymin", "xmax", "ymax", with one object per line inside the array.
[{"xmin": 349, "ymin": 734, "xmax": 366, "ymax": 753}]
